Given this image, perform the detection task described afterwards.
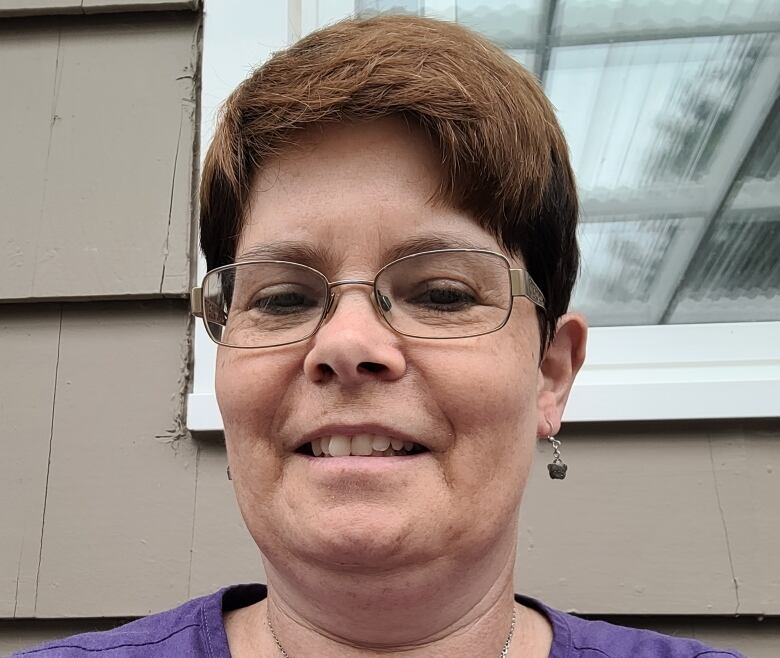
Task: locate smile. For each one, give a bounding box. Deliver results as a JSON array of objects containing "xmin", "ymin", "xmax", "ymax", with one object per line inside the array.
[{"xmin": 297, "ymin": 435, "xmax": 427, "ymax": 457}]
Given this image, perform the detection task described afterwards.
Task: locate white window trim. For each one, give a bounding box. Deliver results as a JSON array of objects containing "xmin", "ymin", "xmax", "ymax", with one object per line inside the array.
[
  {"xmin": 189, "ymin": 319, "xmax": 780, "ymax": 430},
  {"xmin": 187, "ymin": 0, "xmax": 780, "ymax": 432}
]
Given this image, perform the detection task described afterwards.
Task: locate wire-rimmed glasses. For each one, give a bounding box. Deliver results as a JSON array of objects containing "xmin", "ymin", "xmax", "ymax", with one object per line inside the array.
[{"xmin": 191, "ymin": 248, "xmax": 545, "ymax": 349}]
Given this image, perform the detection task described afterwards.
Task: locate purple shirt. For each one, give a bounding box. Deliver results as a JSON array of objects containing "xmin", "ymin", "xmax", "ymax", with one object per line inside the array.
[{"xmin": 13, "ymin": 584, "xmax": 746, "ymax": 657}]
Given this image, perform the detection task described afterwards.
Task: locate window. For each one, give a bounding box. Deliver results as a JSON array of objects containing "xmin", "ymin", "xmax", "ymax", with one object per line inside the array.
[{"xmin": 187, "ymin": 0, "xmax": 780, "ymax": 430}]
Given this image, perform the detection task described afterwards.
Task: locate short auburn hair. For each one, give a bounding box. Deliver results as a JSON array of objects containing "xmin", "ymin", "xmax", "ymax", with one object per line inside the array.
[{"xmin": 200, "ymin": 14, "xmax": 579, "ymax": 351}]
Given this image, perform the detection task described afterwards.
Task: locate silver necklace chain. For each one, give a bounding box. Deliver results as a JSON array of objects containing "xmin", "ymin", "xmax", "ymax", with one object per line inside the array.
[
  {"xmin": 499, "ymin": 607, "xmax": 517, "ymax": 658},
  {"xmin": 267, "ymin": 614, "xmax": 290, "ymax": 658},
  {"xmin": 267, "ymin": 606, "xmax": 517, "ymax": 658}
]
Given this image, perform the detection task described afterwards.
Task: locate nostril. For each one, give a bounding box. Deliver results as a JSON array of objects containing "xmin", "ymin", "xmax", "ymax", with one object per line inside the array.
[
  {"xmin": 358, "ymin": 361, "xmax": 385, "ymax": 374},
  {"xmin": 317, "ymin": 363, "xmax": 335, "ymax": 377}
]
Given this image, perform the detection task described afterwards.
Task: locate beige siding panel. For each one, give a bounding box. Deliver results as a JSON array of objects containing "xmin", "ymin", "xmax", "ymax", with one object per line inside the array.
[
  {"xmin": 0, "ymin": 1, "xmax": 197, "ymax": 17},
  {"xmin": 33, "ymin": 301, "xmax": 198, "ymax": 617},
  {"xmin": 0, "ymin": 1, "xmax": 79, "ymax": 17},
  {"xmin": 0, "ymin": 23, "xmax": 60, "ymax": 299},
  {"xmin": 0, "ymin": 306, "xmax": 60, "ymax": 618},
  {"xmin": 516, "ymin": 421, "xmax": 780, "ymax": 615},
  {"xmin": 82, "ymin": 0, "xmax": 198, "ymax": 13},
  {"xmin": 182, "ymin": 421, "xmax": 780, "ymax": 616},
  {"xmin": 188, "ymin": 439, "xmax": 265, "ymax": 599},
  {"xmin": 0, "ymin": 618, "xmax": 129, "ymax": 655},
  {"xmin": 183, "ymin": 420, "xmax": 780, "ymax": 616},
  {"xmin": 0, "ymin": 14, "xmax": 197, "ymax": 301},
  {"xmin": 2, "ymin": 619, "xmax": 778, "ymax": 658},
  {"xmin": 1, "ymin": 622, "xmax": 779, "ymax": 658},
  {"xmin": 628, "ymin": 616, "xmax": 780, "ymax": 658},
  {"xmin": 708, "ymin": 426, "xmax": 780, "ymax": 614}
]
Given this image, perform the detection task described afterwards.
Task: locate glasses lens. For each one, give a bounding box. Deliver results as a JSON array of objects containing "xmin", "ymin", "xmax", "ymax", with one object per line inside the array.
[
  {"xmin": 375, "ymin": 251, "xmax": 512, "ymax": 338},
  {"xmin": 202, "ymin": 262, "xmax": 328, "ymax": 347}
]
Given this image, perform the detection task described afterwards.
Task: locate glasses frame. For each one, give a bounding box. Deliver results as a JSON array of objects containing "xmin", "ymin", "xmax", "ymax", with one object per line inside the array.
[{"xmin": 191, "ymin": 248, "xmax": 546, "ymax": 349}]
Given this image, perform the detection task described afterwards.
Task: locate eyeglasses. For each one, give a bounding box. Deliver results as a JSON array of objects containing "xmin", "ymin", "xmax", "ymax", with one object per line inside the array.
[{"xmin": 191, "ymin": 248, "xmax": 545, "ymax": 349}]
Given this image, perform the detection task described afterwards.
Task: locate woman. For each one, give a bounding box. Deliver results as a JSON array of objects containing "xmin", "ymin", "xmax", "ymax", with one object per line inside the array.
[{"xmin": 17, "ymin": 15, "xmax": 744, "ymax": 658}]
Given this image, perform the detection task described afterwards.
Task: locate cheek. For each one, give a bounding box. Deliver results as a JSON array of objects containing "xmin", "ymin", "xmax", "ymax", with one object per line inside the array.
[
  {"xmin": 215, "ymin": 348, "xmax": 297, "ymax": 468},
  {"xmin": 216, "ymin": 346, "xmax": 294, "ymax": 417},
  {"xmin": 419, "ymin": 329, "xmax": 538, "ymax": 496},
  {"xmin": 425, "ymin": 335, "xmax": 537, "ymax": 440},
  {"xmin": 215, "ymin": 349, "xmax": 302, "ymax": 531}
]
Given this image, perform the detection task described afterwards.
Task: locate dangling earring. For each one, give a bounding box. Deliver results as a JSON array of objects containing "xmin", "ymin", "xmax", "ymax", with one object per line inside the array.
[
  {"xmin": 547, "ymin": 435, "xmax": 567, "ymax": 480},
  {"xmin": 226, "ymin": 465, "xmax": 232, "ymax": 481}
]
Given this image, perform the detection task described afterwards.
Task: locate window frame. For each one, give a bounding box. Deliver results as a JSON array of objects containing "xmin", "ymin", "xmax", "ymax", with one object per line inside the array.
[{"xmin": 186, "ymin": 0, "xmax": 780, "ymax": 432}]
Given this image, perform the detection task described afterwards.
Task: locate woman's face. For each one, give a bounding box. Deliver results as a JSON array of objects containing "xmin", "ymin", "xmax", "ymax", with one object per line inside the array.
[{"xmin": 216, "ymin": 118, "xmax": 564, "ymax": 572}]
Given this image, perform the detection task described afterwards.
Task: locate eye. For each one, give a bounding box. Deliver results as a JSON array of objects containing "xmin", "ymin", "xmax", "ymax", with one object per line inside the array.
[
  {"xmin": 252, "ymin": 286, "xmax": 319, "ymax": 315},
  {"xmin": 408, "ymin": 282, "xmax": 476, "ymax": 311}
]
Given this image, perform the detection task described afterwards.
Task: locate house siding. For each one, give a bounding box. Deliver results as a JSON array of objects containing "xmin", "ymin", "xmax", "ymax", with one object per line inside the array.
[
  {"xmin": 0, "ymin": 12, "xmax": 197, "ymax": 300},
  {"xmin": 0, "ymin": 0, "xmax": 201, "ymax": 646}
]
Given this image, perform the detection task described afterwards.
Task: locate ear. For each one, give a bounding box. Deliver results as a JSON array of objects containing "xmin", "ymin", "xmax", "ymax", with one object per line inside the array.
[{"xmin": 536, "ymin": 313, "xmax": 587, "ymax": 437}]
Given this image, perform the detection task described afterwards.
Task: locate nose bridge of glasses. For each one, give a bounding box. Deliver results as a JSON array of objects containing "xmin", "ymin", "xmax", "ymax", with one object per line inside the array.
[
  {"xmin": 324, "ymin": 278, "xmax": 388, "ymax": 321},
  {"xmin": 328, "ymin": 278, "xmax": 375, "ymax": 289}
]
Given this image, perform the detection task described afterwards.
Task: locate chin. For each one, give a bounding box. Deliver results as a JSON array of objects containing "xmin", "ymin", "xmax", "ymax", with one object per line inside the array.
[{"xmin": 268, "ymin": 503, "xmax": 438, "ymax": 572}]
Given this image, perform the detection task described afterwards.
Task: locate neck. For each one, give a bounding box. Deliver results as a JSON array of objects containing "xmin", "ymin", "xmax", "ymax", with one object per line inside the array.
[{"xmin": 260, "ymin": 531, "xmax": 521, "ymax": 657}]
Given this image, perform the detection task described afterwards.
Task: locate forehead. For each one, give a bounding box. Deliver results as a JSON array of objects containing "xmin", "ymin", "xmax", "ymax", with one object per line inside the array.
[{"xmin": 236, "ymin": 118, "xmax": 505, "ymax": 271}]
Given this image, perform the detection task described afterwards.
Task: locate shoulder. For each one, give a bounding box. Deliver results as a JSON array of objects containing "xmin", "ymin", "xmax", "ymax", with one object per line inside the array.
[
  {"xmin": 517, "ymin": 595, "xmax": 746, "ymax": 658},
  {"xmin": 10, "ymin": 587, "xmax": 237, "ymax": 657}
]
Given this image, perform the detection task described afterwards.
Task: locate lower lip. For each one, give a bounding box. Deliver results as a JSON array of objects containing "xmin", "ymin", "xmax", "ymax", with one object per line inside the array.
[{"xmin": 296, "ymin": 453, "xmax": 429, "ymax": 474}]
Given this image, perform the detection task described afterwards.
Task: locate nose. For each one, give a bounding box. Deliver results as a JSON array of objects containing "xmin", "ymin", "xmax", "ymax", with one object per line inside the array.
[{"xmin": 303, "ymin": 287, "xmax": 406, "ymax": 386}]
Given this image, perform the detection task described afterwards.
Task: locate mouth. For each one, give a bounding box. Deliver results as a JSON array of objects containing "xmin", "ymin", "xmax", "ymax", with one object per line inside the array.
[{"xmin": 295, "ymin": 434, "xmax": 428, "ymax": 458}]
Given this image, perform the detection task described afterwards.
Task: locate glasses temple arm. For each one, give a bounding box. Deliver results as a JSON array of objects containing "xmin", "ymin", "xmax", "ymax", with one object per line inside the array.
[
  {"xmin": 191, "ymin": 287, "xmax": 204, "ymax": 318},
  {"xmin": 509, "ymin": 269, "xmax": 545, "ymax": 309}
]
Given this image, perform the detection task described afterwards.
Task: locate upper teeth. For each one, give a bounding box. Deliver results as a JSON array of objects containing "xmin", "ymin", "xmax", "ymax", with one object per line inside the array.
[{"xmin": 311, "ymin": 435, "xmax": 418, "ymax": 457}]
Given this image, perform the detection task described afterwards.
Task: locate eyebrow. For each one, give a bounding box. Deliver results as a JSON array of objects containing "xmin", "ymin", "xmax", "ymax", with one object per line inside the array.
[
  {"xmin": 383, "ymin": 233, "xmax": 495, "ymax": 263},
  {"xmin": 235, "ymin": 241, "xmax": 337, "ymax": 271},
  {"xmin": 235, "ymin": 233, "xmax": 495, "ymax": 271}
]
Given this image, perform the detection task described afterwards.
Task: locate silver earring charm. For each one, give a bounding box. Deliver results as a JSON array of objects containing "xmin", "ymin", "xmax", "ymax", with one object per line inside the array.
[{"xmin": 547, "ymin": 436, "xmax": 567, "ymax": 480}]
